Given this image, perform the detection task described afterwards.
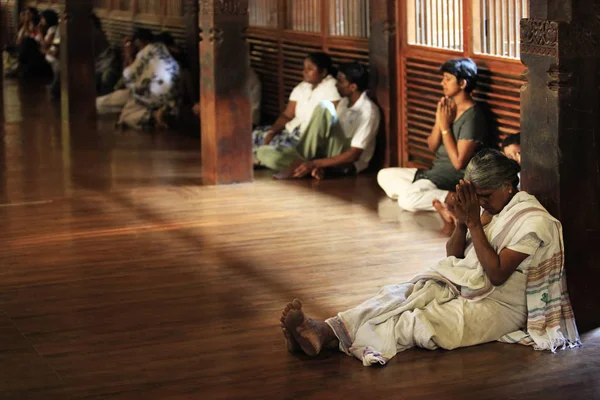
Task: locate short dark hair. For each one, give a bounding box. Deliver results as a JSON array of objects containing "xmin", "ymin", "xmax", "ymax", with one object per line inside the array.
[
  {"xmin": 26, "ymin": 7, "xmax": 39, "ymax": 16},
  {"xmin": 501, "ymin": 133, "xmax": 521, "ymax": 149},
  {"xmin": 155, "ymin": 31, "xmax": 175, "ymax": 47},
  {"xmin": 40, "ymin": 9, "xmax": 58, "ymax": 27},
  {"xmin": 306, "ymin": 52, "xmax": 336, "ymax": 77},
  {"xmin": 338, "ymin": 62, "xmax": 369, "ymax": 92},
  {"xmin": 440, "ymin": 58, "xmax": 478, "ymax": 93},
  {"xmin": 132, "ymin": 28, "xmax": 154, "ymax": 43}
]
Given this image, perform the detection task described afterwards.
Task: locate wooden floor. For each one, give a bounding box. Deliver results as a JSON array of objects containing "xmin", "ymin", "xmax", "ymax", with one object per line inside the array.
[{"xmin": 1, "ymin": 80, "xmax": 599, "ymax": 400}]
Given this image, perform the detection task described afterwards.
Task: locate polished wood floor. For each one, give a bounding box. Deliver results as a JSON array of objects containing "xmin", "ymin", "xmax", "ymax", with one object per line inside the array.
[{"xmin": 1, "ymin": 80, "xmax": 599, "ymax": 400}]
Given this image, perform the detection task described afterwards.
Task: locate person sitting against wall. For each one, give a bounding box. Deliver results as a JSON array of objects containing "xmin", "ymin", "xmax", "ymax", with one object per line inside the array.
[
  {"xmin": 4, "ymin": 8, "xmax": 56, "ymax": 78},
  {"xmin": 3, "ymin": 7, "xmax": 40, "ymax": 76},
  {"xmin": 500, "ymin": 132, "xmax": 521, "ymax": 164},
  {"xmin": 255, "ymin": 62, "xmax": 380, "ymax": 180},
  {"xmin": 279, "ymin": 149, "xmax": 580, "ymax": 366},
  {"xmin": 377, "ymin": 58, "xmax": 488, "ymax": 212},
  {"xmin": 155, "ymin": 32, "xmax": 192, "ymax": 102},
  {"xmin": 252, "ymin": 52, "xmax": 341, "ymax": 164},
  {"xmin": 96, "ymin": 28, "xmax": 180, "ymax": 130}
]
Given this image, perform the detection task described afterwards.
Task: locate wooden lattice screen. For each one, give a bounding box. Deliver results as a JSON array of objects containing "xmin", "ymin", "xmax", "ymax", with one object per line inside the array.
[{"xmin": 399, "ymin": 0, "xmax": 526, "ymax": 168}]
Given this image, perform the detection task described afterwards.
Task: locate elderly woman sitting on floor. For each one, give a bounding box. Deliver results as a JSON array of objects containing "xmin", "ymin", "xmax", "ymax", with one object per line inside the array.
[{"xmin": 280, "ymin": 149, "xmax": 580, "ymax": 366}]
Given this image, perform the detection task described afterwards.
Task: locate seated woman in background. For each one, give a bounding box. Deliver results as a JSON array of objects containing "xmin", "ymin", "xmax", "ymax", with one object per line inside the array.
[
  {"xmin": 96, "ymin": 28, "xmax": 180, "ymax": 130},
  {"xmin": 377, "ymin": 58, "xmax": 488, "ymax": 212},
  {"xmin": 252, "ymin": 52, "xmax": 341, "ymax": 164},
  {"xmin": 280, "ymin": 149, "xmax": 580, "ymax": 366},
  {"xmin": 4, "ymin": 8, "xmax": 56, "ymax": 78},
  {"xmin": 3, "ymin": 7, "xmax": 39, "ymax": 76},
  {"xmin": 35, "ymin": 10, "xmax": 58, "ymax": 55}
]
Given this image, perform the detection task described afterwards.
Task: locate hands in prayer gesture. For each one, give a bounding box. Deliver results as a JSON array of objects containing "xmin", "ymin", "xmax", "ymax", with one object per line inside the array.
[
  {"xmin": 450, "ymin": 180, "xmax": 481, "ymax": 228},
  {"xmin": 436, "ymin": 97, "xmax": 457, "ymax": 131}
]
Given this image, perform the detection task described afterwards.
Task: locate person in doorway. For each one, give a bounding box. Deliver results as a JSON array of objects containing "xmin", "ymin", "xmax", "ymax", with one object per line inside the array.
[
  {"xmin": 255, "ymin": 62, "xmax": 380, "ymax": 180},
  {"xmin": 377, "ymin": 58, "xmax": 488, "ymax": 212}
]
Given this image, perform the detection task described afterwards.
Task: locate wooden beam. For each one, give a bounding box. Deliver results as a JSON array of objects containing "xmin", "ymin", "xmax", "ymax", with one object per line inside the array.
[
  {"xmin": 369, "ymin": 0, "xmax": 398, "ymax": 168},
  {"xmin": 199, "ymin": 0, "xmax": 253, "ymax": 185},
  {"xmin": 60, "ymin": 0, "xmax": 97, "ymax": 122},
  {"xmin": 520, "ymin": 1, "xmax": 600, "ymax": 332}
]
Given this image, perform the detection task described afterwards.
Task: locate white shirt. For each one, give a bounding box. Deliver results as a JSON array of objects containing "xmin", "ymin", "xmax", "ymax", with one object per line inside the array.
[
  {"xmin": 337, "ymin": 92, "xmax": 381, "ymax": 173},
  {"xmin": 286, "ymin": 75, "xmax": 341, "ymax": 134}
]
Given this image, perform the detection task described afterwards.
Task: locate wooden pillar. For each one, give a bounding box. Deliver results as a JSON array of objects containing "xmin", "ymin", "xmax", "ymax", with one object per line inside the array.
[
  {"xmin": 520, "ymin": 0, "xmax": 600, "ymax": 332},
  {"xmin": 0, "ymin": 4, "xmax": 5, "ymax": 123},
  {"xmin": 369, "ymin": 0, "xmax": 398, "ymax": 168},
  {"xmin": 198, "ymin": 0, "xmax": 253, "ymax": 185},
  {"xmin": 60, "ymin": 0, "xmax": 96, "ymax": 122}
]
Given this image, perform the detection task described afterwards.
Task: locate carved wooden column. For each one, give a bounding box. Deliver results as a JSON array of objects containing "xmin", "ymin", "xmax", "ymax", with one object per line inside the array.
[
  {"xmin": 520, "ymin": 1, "xmax": 600, "ymax": 332},
  {"xmin": 369, "ymin": 0, "xmax": 397, "ymax": 168},
  {"xmin": 60, "ymin": 0, "xmax": 96, "ymax": 122},
  {"xmin": 199, "ymin": 0, "xmax": 252, "ymax": 185}
]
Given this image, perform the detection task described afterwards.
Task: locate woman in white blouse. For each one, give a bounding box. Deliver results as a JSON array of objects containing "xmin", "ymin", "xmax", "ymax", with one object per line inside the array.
[{"xmin": 252, "ymin": 52, "xmax": 341, "ymax": 164}]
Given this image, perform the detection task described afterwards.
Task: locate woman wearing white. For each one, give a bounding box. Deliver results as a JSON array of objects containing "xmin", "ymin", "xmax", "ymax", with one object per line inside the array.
[{"xmin": 252, "ymin": 52, "xmax": 341, "ymax": 164}]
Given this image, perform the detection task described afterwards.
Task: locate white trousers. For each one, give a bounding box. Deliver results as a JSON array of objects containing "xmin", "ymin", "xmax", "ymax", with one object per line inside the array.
[{"xmin": 377, "ymin": 168, "xmax": 448, "ymax": 212}]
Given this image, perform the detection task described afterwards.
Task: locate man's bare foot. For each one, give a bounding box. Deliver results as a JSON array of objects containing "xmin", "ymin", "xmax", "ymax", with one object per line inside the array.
[
  {"xmin": 432, "ymin": 199, "xmax": 454, "ymax": 224},
  {"xmin": 272, "ymin": 159, "xmax": 303, "ymax": 180},
  {"xmin": 311, "ymin": 167, "xmax": 324, "ymax": 180},
  {"xmin": 280, "ymin": 299, "xmax": 337, "ymax": 356}
]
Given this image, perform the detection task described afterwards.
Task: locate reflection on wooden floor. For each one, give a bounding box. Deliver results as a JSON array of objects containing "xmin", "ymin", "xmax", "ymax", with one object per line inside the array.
[{"xmin": 1, "ymin": 79, "xmax": 599, "ymax": 399}]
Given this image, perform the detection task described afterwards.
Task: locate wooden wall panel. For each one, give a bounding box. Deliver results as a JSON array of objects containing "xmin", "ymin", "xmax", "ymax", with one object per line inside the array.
[
  {"xmin": 247, "ymin": 0, "xmax": 371, "ymax": 123},
  {"xmin": 397, "ymin": 0, "xmax": 526, "ymax": 168}
]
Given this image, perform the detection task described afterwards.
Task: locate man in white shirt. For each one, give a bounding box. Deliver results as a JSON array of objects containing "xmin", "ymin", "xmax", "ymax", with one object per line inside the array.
[{"xmin": 256, "ymin": 62, "xmax": 380, "ymax": 179}]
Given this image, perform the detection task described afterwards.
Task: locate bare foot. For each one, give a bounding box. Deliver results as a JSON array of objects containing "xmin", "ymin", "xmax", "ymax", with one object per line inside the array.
[
  {"xmin": 153, "ymin": 108, "xmax": 169, "ymax": 130},
  {"xmin": 432, "ymin": 199, "xmax": 454, "ymax": 224},
  {"xmin": 281, "ymin": 299, "xmax": 336, "ymax": 356},
  {"xmin": 272, "ymin": 159, "xmax": 303, "ymax": 180},
  {"xmin": 311, "ymin": 167, "xmax": 324, "ymax": 180}
]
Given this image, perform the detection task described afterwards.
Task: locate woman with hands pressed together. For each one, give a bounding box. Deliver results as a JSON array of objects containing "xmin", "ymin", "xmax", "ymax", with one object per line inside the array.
[
  {"xmin": 279, "ymin": 149, "xmax": 580, "ymax": 366},
  {"xmin": 377, "ymin": 58, "xmax": 488, "ymax": 213}
]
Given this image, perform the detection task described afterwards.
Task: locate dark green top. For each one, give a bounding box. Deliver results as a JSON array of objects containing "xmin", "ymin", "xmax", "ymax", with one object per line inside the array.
[{"xmin": 421, "ymin": 103, "xmax": 488, "ymax": 190}]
